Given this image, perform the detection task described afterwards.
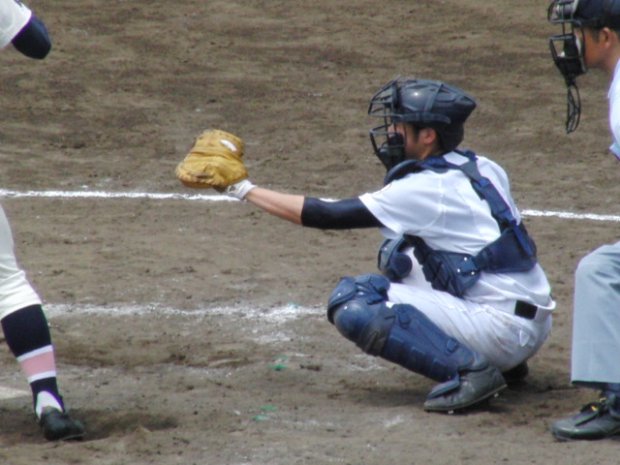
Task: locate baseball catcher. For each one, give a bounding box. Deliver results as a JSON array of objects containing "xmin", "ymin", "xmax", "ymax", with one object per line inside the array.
[{"xmin": 176, "ymin": 77, "xmax": 555, "ymax": 413}]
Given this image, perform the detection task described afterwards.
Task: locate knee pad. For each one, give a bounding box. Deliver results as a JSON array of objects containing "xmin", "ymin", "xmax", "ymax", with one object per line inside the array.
[
  {"xmin": 327, "ymin": 274, "xmax": 393, "ymax": 354},
  {"xmin": 327, "ymin": 273, "xmax": 390, "ymax": 324}
]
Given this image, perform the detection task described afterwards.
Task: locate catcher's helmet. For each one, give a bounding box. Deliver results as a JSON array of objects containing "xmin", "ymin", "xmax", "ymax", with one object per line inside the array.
[{"xmin": 368, "ymin": 77, "xmax": 477, "ymax": 170}]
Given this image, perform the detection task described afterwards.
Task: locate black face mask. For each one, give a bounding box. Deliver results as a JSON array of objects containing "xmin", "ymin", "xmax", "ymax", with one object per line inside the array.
[
  {"xmin": 548, "ymin": 0, "xmax": 586, "ymax": 133},
  {"xmin": 370, "ymin": 129, "xmax": 406, "ymax": 171}
]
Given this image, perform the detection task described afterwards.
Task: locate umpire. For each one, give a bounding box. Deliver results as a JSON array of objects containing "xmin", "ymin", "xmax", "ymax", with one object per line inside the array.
[{"xmin": 548, "ymin": 0, "xmax": 620, "ymax": 441}]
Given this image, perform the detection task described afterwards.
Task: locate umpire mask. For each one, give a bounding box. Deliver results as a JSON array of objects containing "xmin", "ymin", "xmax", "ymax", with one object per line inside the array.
[
  {"xmin": 548, "ymin": 0, "xmax": 620, "ymax": 132},
  {"xmin": 548, "ymin": 0, "xmax": 587, "ymax": 133}
]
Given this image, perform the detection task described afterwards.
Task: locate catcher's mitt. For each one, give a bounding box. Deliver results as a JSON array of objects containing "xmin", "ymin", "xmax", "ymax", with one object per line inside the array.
[{"xmin": 175, "ymin": 129, "xmax": 248, "ymax": 190}]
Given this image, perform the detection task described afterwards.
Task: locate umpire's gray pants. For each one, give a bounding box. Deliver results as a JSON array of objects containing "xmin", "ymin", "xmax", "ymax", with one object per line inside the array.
[{"xmin": 571, "ymin": 241, "xmax": 620, "ymax": 387}]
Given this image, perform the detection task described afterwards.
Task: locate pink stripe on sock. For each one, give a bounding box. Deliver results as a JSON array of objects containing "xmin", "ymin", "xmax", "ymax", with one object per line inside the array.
[{"xmin": 18, "ymin": 346, "xmax": 57, "ymax": 382}]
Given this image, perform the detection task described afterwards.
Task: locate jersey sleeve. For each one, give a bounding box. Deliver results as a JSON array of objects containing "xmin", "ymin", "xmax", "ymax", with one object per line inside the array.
[
  {"xmin": 0, "ymin": 0, "xmax": 32, "ymax": 49},
  {"xmin": 359, "ymin": 174, "xmax": 443, "ymax": 237}
]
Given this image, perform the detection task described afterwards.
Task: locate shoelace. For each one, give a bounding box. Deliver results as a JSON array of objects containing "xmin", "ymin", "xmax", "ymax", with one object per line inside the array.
[{"xmin": 580, "ymin": 397, "xmax": 613, "ymax": 416}]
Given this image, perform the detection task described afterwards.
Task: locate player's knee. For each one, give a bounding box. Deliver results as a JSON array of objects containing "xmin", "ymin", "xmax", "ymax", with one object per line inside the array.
[
  {"xmin": 327, "ymin": 274, "xmax": 393, "ymax": 354},
  {"xmin": 576, "ymin": 246, "xmax": 615, "ymax": 279}
]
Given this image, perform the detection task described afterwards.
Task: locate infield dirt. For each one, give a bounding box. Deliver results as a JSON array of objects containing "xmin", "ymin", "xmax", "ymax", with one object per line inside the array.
[{"xmin": 2, "ymin": 1, "xmax": 620, "ymax": 464}]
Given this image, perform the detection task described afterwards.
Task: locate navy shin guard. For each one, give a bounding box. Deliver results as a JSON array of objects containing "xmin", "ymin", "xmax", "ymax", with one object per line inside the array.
[{"xmin": 328, "ymin": 274, "xmax": 480, "ymax": 382}]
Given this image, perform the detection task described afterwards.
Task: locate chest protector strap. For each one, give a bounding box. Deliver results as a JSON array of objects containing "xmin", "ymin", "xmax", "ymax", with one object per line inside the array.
[{"xmin": 384, "ymin": 151, "xmax": 537, "ymax": 297}]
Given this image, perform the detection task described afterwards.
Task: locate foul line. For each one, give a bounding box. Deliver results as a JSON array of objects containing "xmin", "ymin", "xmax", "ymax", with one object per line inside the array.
[
  {"xmin": 521, "ymin": 209, "xmax": 620, "ymax": 223},
  {"xmin": 1, "ymin": 189, "xmax": 619, "ymax": 223},
  {"xmin": 0, "ymin": 188, "xmax": 236, "ymax": 202},
  {"xmin": 43, "ymin": 302, "xmax": 323, "ymax": 322}
]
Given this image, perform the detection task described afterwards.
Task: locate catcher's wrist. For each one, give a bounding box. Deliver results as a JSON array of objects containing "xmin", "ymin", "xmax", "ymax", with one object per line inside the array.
[{"xmin": 225, "ymin": 179, "xmax": 256, "ymax": 200}]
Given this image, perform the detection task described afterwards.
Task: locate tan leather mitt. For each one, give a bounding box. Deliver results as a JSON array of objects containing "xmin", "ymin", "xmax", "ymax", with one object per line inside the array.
[{"xmin": 175, "ymin": 129, "xmax": 248, "ymax": 190}]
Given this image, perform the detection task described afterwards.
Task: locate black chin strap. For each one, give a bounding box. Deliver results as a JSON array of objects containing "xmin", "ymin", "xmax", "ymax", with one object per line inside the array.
[{"xmin": 566, "ymin": 81, "xmax": 581, "ymax": 134}]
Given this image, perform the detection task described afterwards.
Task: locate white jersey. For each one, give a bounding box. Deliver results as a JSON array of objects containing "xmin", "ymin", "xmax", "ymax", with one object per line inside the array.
[
  {"xmin": 0, "ymin": 0, "xmax": 31, "ymax": 49},
  {"xmin": 359, "ymin": 151, "xmax": 554, "ymax": 309}
]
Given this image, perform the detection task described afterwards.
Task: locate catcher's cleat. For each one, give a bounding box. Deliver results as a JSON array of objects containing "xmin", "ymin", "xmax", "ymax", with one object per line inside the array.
[
  {"xmin": 551, "ymin": 395, "xmax": 620, "ymax": 441},
  {"xmin": 502, "ymin": 361, "xmax": 529, "ymax": 387},
  {"xmin": 39, "ymin": 407, "xmax": 85, "ymax": 441},
  {"xmin": 423, "ymin": 365, "xmax": 507, "ymax": 413}
]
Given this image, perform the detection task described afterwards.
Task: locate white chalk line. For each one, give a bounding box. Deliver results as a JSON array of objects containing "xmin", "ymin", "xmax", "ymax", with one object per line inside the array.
[
  {"xmin": 43, "ymin": 302, "xmax": 323, "ymax": 322},
  {"xmin": 1, "ymin": 188, "xmax": 619, "ymax": 222},
  {"xmin": 0, "ymin": 303, "xmax": 325, "ymax": 400},
  {"xmin": 0, "ymin": 188, "xmax": 236, "ymax": 202},
  {"xmin": 521, "ymin": 209, "xmax": 620, "ymax": 223},
  {"xmin": 0, "ymin": 386, "xmax": 28, "ymax": 401}
]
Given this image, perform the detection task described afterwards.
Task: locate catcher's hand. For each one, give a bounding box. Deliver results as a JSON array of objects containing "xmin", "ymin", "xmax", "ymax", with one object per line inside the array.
[{"xmin": 175, "ymin": 129, "xmax": 248, "ymax": 190}]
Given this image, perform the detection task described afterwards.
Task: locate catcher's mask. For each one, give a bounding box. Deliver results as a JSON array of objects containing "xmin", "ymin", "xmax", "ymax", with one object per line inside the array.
[
  {"xmin": 368, "ymin": 77, "xmax": 476, "ymax": 170},
  {"xmin": 548, "ymin": 0, "xmax": 620, "ymax": 132}
]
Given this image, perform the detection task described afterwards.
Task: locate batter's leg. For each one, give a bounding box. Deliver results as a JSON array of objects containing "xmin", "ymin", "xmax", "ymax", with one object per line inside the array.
[{"xmin": 1, "ymin": 305, "xmax": 85, "ymax": 440}]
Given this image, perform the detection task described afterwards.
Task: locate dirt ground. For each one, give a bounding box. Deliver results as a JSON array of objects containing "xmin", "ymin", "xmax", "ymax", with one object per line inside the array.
[{"xmin": 2, "ymin": 0, "xmax": 620, "ymax": 463}]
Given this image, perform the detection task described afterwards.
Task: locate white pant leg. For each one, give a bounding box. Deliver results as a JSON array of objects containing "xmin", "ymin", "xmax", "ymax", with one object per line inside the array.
[
  {"xmin": 0, "ymin": 205, "xmax": 41, "ymax": 319},
  {"xmin": 0, "ymin": 0, "xmax": 32, "ymax": 49},
  {"xmin": 386, "ymin": 281, "xmax": 551, "ymax": 372},
  {"xmin": 571, "ymin": 242, "xmax": 620, "ymax": 386}
]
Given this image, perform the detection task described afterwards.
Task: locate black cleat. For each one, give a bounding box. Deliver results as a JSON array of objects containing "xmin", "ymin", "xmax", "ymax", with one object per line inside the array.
[
  {"xmin": 39, "ymin": 407, "xmax": 85, "ymax": 441},
  {"xmin": 551, "ymin": 396, "xmax": 620, "ymax": 441},
  {"xmin": 424, "ymin": 365, "xmax": 507, "ymax": 413}
]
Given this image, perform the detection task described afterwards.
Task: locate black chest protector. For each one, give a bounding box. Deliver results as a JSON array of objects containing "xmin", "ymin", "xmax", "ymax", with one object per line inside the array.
[{"xmin": 384, "ymin": 150, "xmax": 537, "ymax": 298}]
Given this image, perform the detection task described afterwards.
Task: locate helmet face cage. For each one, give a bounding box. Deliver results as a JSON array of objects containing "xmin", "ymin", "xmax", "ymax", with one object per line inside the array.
[
  {"xmin": 548, "ymin": 0, "xmax": 586, "ymax": 132},
  {"xmin": 548, "ymin": 0, "xmax": 587, "ymax": 85},
  {"xmin": 368, "ymin": 80, "xmax": 409, "ymax": 170}
]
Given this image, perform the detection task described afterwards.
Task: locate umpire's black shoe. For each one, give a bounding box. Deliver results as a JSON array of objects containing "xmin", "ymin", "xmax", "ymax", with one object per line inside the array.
[
  {"xmin": 39, "ymin": 407, "xmax": 85, "ymax": 441},
  {"xmin": 551, "ymin": 395, "xmax": 620, "ymax": 441},
  {"xmin": 423, "ymin": 365, "xmax": 507, "ymax": 413}
]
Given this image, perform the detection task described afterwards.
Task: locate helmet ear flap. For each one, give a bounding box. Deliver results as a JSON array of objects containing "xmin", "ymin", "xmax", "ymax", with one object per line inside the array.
[
  {"xmin": 601, "ymin": 0, "xmax": 620, "ymax": 28},
  {"xmin": 434, "ymin": 123, "xmax": 465, "ymax": 153}
]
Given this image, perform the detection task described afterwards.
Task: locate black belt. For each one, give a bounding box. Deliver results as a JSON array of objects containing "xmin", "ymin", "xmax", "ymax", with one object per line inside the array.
[{"xmin": 515, "ymin": 301, "xmax": 538, "ymax": 320}]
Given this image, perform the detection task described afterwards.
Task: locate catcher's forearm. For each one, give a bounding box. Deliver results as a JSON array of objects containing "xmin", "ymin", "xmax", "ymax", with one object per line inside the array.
[{"xmin": 245, "ymin": 187, "xmax": 304, "ymax": 225}]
